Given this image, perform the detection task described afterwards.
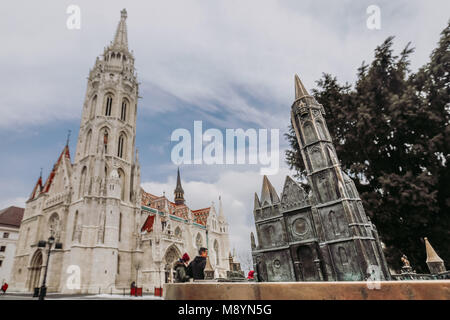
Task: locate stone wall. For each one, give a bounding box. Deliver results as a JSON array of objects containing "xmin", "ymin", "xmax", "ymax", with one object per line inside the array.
[{"xmin": 164, "ymin": 281, "xmax": 450, "ymax": 300}]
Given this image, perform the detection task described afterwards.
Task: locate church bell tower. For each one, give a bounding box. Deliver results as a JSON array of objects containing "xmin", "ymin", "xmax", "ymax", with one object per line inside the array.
[
  {"xmin": 73, "ymin": 8, "xmax": 140, "ymax": 204},
  {"xmin": 67, "ymin": 9, "xmax": 142, "ymax": 292}
]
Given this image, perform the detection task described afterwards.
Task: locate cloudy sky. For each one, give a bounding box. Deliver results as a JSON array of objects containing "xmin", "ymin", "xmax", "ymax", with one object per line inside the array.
[{"xmin": 1, "ymin": 0, "xmax": 449, "ymax": 262}]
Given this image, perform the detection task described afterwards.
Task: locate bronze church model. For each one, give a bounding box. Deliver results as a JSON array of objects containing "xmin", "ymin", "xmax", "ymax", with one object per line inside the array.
[{"xmin": 251, "ymin": 75, "xmax": 391, "ymax": 282}]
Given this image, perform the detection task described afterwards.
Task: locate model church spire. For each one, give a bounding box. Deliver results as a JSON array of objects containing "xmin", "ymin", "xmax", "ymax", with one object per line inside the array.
[
  {"xmin": 294, "ymin": 74, "xmax": 310, "ymax": 100},
  {"xmin": 424, "ymin": 237, "xmax": 446, "ymax": 274}
]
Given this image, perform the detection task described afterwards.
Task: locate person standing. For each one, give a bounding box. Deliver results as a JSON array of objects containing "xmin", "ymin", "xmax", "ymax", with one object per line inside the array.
[
  {"xmin": 174, "ymin": 253, "xmax": 191, "ymax": 283},
  {"xmin": 187, "ymin": 247, "xmax": 208, "ymax": 280},
  {"xmin": 1, "ymin": 281, "xmax": 8, "ymax": 295}
]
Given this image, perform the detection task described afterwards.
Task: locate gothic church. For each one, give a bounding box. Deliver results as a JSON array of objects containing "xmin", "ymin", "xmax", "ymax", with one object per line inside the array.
[{"xmin": 10, "ymin": 9, "xmax": 230, "ymax": 294}]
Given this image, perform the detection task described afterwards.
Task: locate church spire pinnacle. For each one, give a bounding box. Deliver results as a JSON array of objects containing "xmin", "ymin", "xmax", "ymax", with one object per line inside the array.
[
  {"xmin": 260, "ymin": 175, "xmax": 280, "ymax": 205},
  {"xmin": 66, "ymin": 129, "xmax": 71, "ymax": 147},
  {"xmin": 174, "ymin": 167, "xmax": 185, "ymax": 205},
  {"xmin": 294, "ymin": 74, "xmax": 310, "ymax": 100},
  {"xmin": 218, "ymin": 195, "xmax": 225, "ymax": 220},
  {"xmin": 424, "ymin": 237, "xmax": 444, "ymax": 263},
  {"xmin": 112, "ymin": 8, "xmax": 129, "ymax": 51},
  {"xmin": 424, "ymin": 237, "xmax": 446, "ymax": 274}
]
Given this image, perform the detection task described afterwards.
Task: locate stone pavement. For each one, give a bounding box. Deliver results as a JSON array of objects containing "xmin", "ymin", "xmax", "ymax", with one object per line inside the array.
[{"xmin": 0, "ymin": 292, "xmax": 164, "ymax": 300}]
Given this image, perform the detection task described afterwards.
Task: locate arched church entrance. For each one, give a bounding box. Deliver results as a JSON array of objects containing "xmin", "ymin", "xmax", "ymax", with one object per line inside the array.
[
  {"xmin": 28, "ymin": 250, "xmax": 43, "ymax": 291},
  {"xmin": 163, "ymin": 245, "xmax": 181, "ymax": 283}
]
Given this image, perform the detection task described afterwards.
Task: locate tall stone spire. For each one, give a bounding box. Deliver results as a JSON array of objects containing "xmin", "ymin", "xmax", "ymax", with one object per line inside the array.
[
  {"xmin": 294, "ymin": 74, "xmax": 310, "ymax": 100},
  {"xmin": 112, "ymin": 9, "xmax": 129, "ymax": 51},
  {"xmin": 174, "ymin": 167, "xmax": 185, "ymax": 205}
]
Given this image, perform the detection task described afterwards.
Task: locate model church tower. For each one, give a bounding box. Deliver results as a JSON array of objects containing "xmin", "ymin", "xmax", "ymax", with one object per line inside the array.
[{"xmin": 251, "ymin": 75, "xmax": 391, "ymax": 282}]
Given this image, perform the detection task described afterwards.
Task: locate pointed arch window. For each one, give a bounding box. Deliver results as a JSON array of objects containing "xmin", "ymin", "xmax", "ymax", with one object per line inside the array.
[
  {"xmin": 195, "ymin": 233, "xmax": 203, "ymax": 249},
  {"xmin": 121, "ymin": 100, "xmax": 127, "ymax": 121},
  {"xmin": 49, "ymin": 213, "xmax": 60, "ymax": 240},
  {"xmin": 339, "ymin": 247, "xmax": 348, "ymax": 265},
  {"xmin": 119, "ymin": 212, "xmax": 122, "ymax": 242},
  {"xmin": 328, "ymin": 210, "xmax": 341, "ymax": 236},
  {"xmin": 101, "ymin": 130, "xmax": 108, "ymax": 154},
  {"xmin": 105, "ymin": 95, "xmax": 113, "ymax": 116},
  {"xmin": 84, "ymin": 130, "xmax": 92, "ymax": 156},
  {"xmin": 303, "ymin": 122, "xmax": 316, "ymax": 145},
  {"xmin": 316, "ymin": 120, "xmax": 327, "ymax": 140},
  {"xmin": 90, "ymin": 95, "xmax": 97, "ymax": 119},
  {"xmin": 310, "ymin": 147, "xmax": 325, "ymax": 170},
  {"xmin": 79, "ymin": 167, "xmax": 87, "ymax": 198},
  {"xmin": 117, "ymin": 134, "xmax": 125, "ymax": 158}
]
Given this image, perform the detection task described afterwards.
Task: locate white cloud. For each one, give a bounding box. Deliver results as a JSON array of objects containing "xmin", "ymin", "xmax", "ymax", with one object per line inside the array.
[
  {"xmin": 1, "ymin": 1, "xmax": 449, "ymax": 129},
  {"xmin": 0, "ymin": 197, "xmax": 27, "ymax": 210}
]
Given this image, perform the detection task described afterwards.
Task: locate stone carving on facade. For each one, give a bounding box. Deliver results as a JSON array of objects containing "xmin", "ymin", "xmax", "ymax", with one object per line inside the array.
[{"xmin": 280, "ymin": 176, "xmax": 309, "ymax": 210}]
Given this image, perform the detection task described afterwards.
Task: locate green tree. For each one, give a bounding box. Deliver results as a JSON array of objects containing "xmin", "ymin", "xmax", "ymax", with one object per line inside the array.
[{"xmin": 285, "ymin": 23, "xmax": 450, "ymax": 273}]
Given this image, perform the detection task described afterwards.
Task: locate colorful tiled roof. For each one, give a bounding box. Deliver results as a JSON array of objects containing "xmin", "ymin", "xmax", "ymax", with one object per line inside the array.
[
  {"xmin": 39, "ymin": 145, "xmax": 71, "ymax": 196},
  {"xmin": 141, "ymin": 189, "xmax": 158, "ymax": 206},
  {"xmin": 29, "ymin": 176, "xmax": 43, "ymax": 201},
  {"xmin": 140, "ymin": 188, "xmax": 210, "ymax": 227},
  {"xmin": 191, "ymin": 207, "xmax": 211, "ymax": 226}
]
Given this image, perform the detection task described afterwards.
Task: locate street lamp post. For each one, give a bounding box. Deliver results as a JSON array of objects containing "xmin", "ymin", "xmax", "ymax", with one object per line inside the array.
[{"xmin": 39, "ymin": 235, "xmax": 55, "ymax": 300}]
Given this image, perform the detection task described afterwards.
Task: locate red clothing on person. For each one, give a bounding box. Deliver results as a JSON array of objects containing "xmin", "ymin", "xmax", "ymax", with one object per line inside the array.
[
  {"xmin": 247, "ymin": 270, "xmax": 255, "ymax": 279},
  {"xmin": 182, "ymin": 253, "xmax": 190, "ymax": 262}
]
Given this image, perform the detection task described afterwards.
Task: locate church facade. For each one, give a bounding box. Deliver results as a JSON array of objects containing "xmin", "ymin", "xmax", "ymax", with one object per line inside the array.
[
  {"xmin": 251, "ymin": 75, "xmax": 391, "ymax": 282},
  {"xmin": 10, "ymin": 9, "xmax": 229, "ymax": 294}
]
